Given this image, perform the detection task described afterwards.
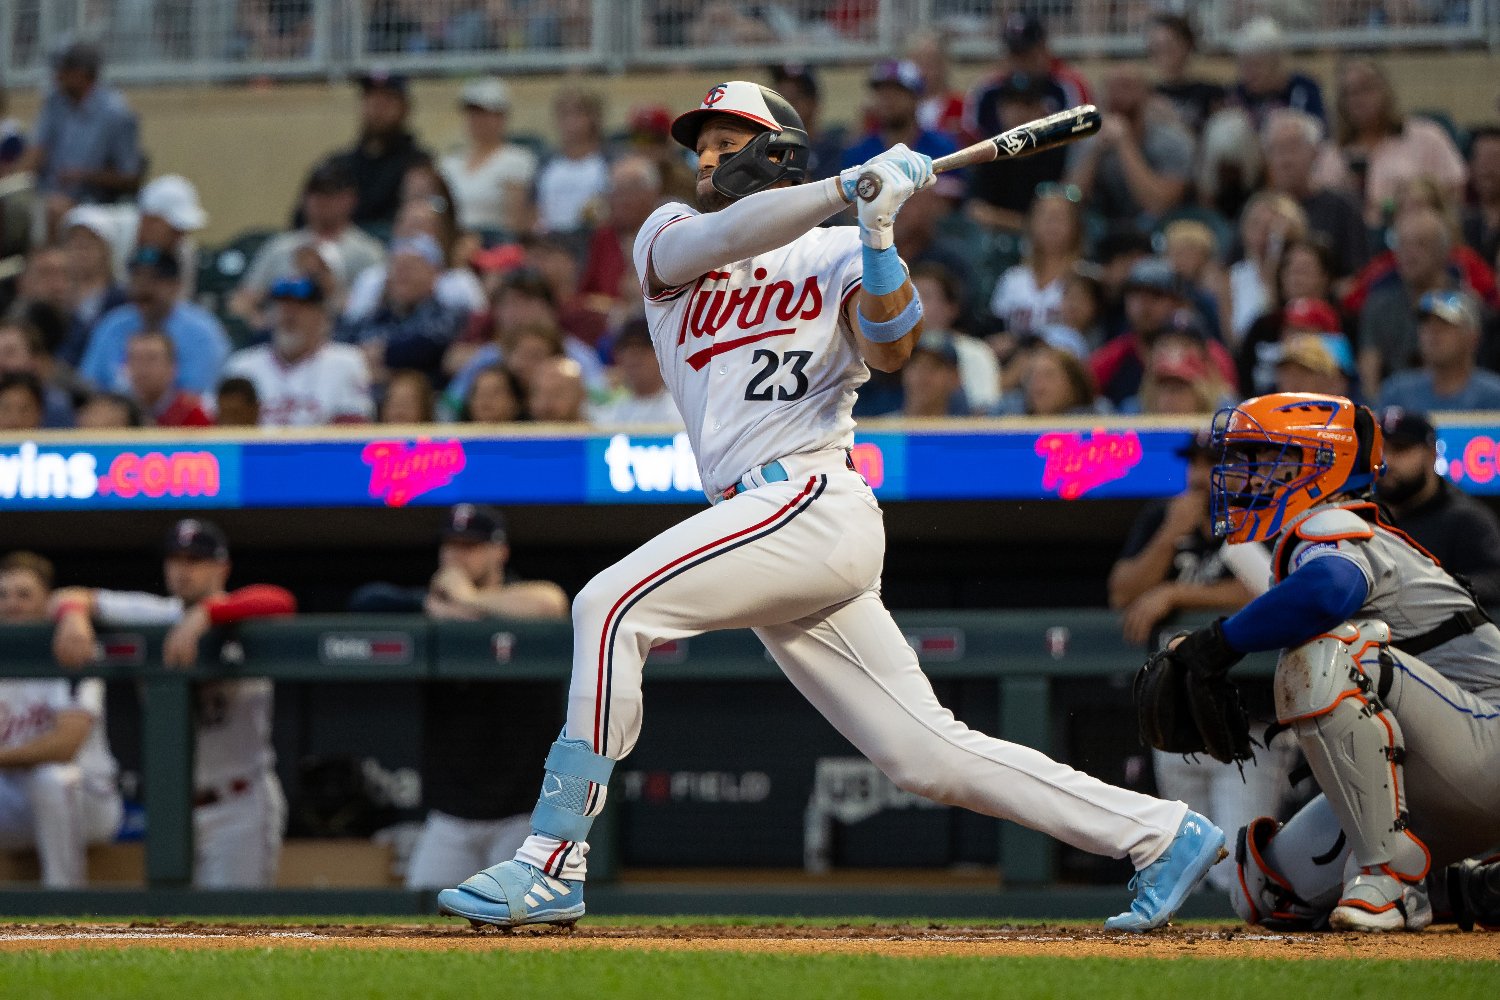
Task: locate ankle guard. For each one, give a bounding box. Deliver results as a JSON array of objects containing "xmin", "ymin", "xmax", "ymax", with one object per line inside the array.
[{"xmin": 530, "ymin": 737, "xmax": 615, "ymax": 843}]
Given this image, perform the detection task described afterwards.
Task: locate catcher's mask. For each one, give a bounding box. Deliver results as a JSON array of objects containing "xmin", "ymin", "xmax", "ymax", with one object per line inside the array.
[
  {"xmin": 670, "ymin": 81, "xmax": 810, "ymax": 200},
  {"xmin": 1209, "ymin": 392, "xmax": 1383, "ymax": 543}
]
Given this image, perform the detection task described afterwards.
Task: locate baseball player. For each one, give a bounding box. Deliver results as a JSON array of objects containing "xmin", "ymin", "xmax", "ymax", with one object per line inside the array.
[
  {"xmin": 1155, "ymin": 392, "xmax": 1500, "ymax": 931},
  {"xmin": 49, "ymin": 520, "xmax": 297, "ymax": 887},
  {"xmin": 0, "ymin": 552, "xmax": 122, "ymax": 886},
  {"xmin": 438, "ymin": 81, "xmax": 1224, "ymax": 932}
]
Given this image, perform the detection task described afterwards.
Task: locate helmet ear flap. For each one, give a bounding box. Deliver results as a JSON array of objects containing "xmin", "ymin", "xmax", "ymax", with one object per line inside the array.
[{"xmin": 1352, "ymin": 405, "xmax": 1375, "ymax": 477}]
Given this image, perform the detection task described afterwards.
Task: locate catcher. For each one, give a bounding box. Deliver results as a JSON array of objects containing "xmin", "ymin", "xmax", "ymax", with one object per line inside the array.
[{"xmin": 1135, "ymin": 392, "xmax": 1500, "ymax": 931}]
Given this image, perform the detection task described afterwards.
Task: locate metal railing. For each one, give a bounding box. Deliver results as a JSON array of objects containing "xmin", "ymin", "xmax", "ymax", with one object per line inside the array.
[{"xmin": 0, "ymin": 1, "xmax": 1493, "ymax": 86}]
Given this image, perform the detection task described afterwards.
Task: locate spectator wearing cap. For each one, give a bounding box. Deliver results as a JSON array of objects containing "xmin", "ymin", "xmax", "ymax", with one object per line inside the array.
[
  {"xmin": 564, "ymin": 155, "xmax": 663, "ymax": 347},
  {"xmin": 895, "ymin": 333, "xmax": 967, "ymax": 417},
  {"xmin": 1094, "ymin": 228, "xmax": 1154, "ymax": 338},
  {"xmin": 769, "ymin": 65, "xmax": 847, "ymax": 184},
  {"xmin": 991, "ymin": 186, "xmax": 1085, "ymax": 336},
  {"xmin": 384, "ymin": 504, "xmax": 566, "ymax": 890},
  {"xmin": 0, "ymin": 318, "xmax": 74, "ymax": 428},
  {"xmin": 1091, "ymin": 260, "xmax": 1237, "ymax": 407},
  {"xmin": 79, "ymin": 246, "xmax": 230, "ymax": 395},
  {"xmin": 232, "ymin": 161, "xmax": 386, "ymax": 324},
  {"xmin": 23, "ymin": 42, "xmax": 144, "ymax": 232},
  {"xmin": 590, "ymin": 320, "xmax": 681, "ymax": 429},
  {"xmin": 1240, "ymin": 294, "xmax": 1348, "ymax": 395},
  {"xmin": 50, "ymin": 520, "xmax": 296, "ymax": 889},
  {"xmin": 962, "ymin": 72, "xmax": 1069, "ymax": 232},
  {"xmin": 622, "ymin": 103, "xmax": 697, "ymax": 203},
  {"xmin": 319, "ymin": 71, "xmax": 432, "ymax": 228},
  {"xmin": 124, "ymin": 329, "xmax": 212, "ymax": 428},
  {"xmin": 840, "ymin": 60, "xmax": 959, "ymax": 173},
  {"xmin": 1228, "ymin": 18, "xmax": 1325, "ymax": 130},
  {"xmin": 131, "ymin": 174, "xmax": 208, "ymax": 298},
  {"xmin": 438, "ymin": 78, "xmax": 538, "ymax": 237},
  {"xmin": 1228, "ymin": 192, "xmax": 1309, "ymax": 344},
  {"xmin": 1358, "ymin": 205, "xmax": 1464, "ymax": 397},
  {"xmin": 1274, "ymin": 333, "xmax": 1354, "ymax": 397},
  {"xmin": 225, "ymin": 274, "xmax": 373, "ymax": 426},
  {"xmin": 1147, "ymin": 13, "xmax": 1224, "ymax": 135},
  {"xmin": 535, "ymin": 88, "xmax": 609, "ymax": 234},
  {"xmin": 910, "ymin": 263, "xmax": 1001, "ymax": 415},
  {"xmin": 55, "ymin": 205, "xmax": 128, "ymax": 366},
  {"xmin": 1463, "ymin": 128, "xmax": 1500, "ymax": 267},
  {"xmin": 907, "ymin": 31, "xmax": 965, "ymax": 140},
  {"xmin": 342, "ymin": 195, "xmax": 486, "ymax": 326},
  {"xmin": 0, "ymin": 372, "xmax": 44, "ymax": 431},
  {"xmin": 1068, "ymin": 64, "xmax": 1195, "ymax": 229},
  {"xmin": 1378, "ymin": 408, "xmax": 1500, "ymax": 604},
  {"xmin": 1262, "ymin": 110, "xmax": 1371, "ymax": 282},
  {"xmin": 214, "ymin": 377, "xmax": 260, "ymax": 428},
  {"xmin": 1380, "ymin": 291, "xmax": 1500, "ymax": 412},
  {"xmin": 341, "ymin": 234, "xmax": 466, "ymax": 386},
  {"xmin": 1129, "ymin": 338, "xmax": 1232, "ymax": 416},
  {"xmin": 999, "ymin": 12, "xmax": 1091, "ymax": 111}
]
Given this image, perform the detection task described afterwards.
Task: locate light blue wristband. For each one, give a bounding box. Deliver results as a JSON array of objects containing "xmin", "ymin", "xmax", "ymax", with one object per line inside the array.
[
  {"xmin": 861, "ymin": 243, "xmax": 906, "ymax": 296},
  {"xmin": 858, "ymin": 294, "xmax": 924, "ymax": 344}
]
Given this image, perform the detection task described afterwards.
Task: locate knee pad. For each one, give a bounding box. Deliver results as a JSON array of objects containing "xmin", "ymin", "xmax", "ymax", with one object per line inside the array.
[
  {"xmin": 530, "ymin": 736, "xmax": 615, "ymax": 844},
  {"xmin": 1231, "ymin": 817, "xmax": 1327, "ymax": 929},
  {"xmin": 1274, "ymin": 619, "xmax": 1390, "ymax": 722}
]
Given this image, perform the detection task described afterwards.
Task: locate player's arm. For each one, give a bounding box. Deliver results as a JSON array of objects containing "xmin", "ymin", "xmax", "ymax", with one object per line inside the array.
[
  {"xmin": 163, "ymin": 585, "xmax": 297, "ymax": 669},
  {"xmin": 49, "ymin": 587, "xmax": 101, "ymax": 670},
  {"xmin": 460, "ymin": 581, "xmax": 570, "ymax": 621},
  {"xmin": 0, "ymin": 709, "xmax": 92, "ymax": 768}
]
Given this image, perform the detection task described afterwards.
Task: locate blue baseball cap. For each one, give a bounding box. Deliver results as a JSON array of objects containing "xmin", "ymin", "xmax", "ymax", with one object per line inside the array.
[{"xmin": 269, "ymin": 275, "xmax": 325, "ymax": 304}]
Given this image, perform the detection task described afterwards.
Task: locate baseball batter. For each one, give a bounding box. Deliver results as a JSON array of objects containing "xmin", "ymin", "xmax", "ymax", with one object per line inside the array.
[
  {"xmin": 438, "ymin": 81, "xmax": 1224, "ymax": 932},
  {"xmin": 1161, "ymin": 392, "xmax": 1500, "ymax": 931}
]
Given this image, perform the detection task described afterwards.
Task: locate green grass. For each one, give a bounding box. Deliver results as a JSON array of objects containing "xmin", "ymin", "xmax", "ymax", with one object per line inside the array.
[
  {"xmin": 0, "ymin": 952, "xmax": 1494, "ymax": 1000},
  {"xmin": 0, "ymin": 913, "xmax": 1105, "ymax": 928}
]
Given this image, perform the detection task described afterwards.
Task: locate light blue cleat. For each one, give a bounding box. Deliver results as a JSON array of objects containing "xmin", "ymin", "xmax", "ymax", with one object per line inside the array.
[
  {"xmin": 438, "ymin": 859, "xmax": 585, "ymax": 930},
  {"xmin": 1106, "ymin": 810, "xmax": 1227, "ymax": 932}
]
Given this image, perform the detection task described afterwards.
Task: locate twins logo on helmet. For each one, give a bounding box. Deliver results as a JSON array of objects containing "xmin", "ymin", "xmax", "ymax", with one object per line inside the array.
[{"xmin": 669, "ymin": 81, "xmax": 810, "ymax": 200}]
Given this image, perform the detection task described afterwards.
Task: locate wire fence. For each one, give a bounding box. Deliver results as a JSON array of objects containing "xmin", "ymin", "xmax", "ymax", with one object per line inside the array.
[{"xmin": 0, "ymin": 0, "xmax": 1493, "ymax": 86}]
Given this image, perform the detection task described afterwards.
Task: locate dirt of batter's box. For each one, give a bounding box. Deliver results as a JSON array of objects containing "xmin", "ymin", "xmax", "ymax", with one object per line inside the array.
[{"xmin": 0, "ymin": 922, "xmax": 1495, "ymax": 959}]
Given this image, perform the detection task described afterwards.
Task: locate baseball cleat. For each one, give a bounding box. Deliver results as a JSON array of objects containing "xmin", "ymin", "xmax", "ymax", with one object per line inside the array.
[
  {"xmin": 438, "ymin": 859, "xmax": 585, "ymax": 929},
  {"xmin": 1330, "ymin": 870, "xmax": 1432, "ymax": 932},
  {"xmin": 1105, "ymin": 810, "xmax": 1227, "ymax": 933}
]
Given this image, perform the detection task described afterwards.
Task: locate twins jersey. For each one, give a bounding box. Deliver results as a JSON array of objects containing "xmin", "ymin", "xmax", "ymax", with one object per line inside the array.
[
  {"xmin": 94, "ymin": 590, "xmax": 275, "ymax": 790},
  {"xmin": 0, "ymin": 679, "xmax": 116, "ymax": 792},
  {"xmin": 221, "ymin": 342, "xmax": 374, "ymax": 427},
  {"xmin": 633, "ymin": 202, "xmax": 869, "ymax": 499}
]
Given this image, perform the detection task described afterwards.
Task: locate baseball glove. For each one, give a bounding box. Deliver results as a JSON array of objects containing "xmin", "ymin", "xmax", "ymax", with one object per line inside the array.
[{"xmin": 1134, "ymin": 620, "xmax": 1253, "ymax": 765}]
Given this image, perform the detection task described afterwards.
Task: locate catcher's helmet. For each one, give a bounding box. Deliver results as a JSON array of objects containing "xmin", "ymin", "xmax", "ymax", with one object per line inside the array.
[
  {"xmin": 670, "ymin": 81, "xmax": 810, "ymax": 199},
  {"xmin": 1209, "ymin": 392, "xmax": 1384, "ymax": 543}
]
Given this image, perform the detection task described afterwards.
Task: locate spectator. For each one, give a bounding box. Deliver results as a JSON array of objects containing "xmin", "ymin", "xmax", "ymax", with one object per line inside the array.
[
  {"xmin": 23, "ymin": 42, "xmax": 144, "ymax": 233},
  {"xmin": 342, "ymin": 234, "xmax": 466, "ymax": 387},
  {"xmin": 535, "ymin": 88, "xmax": 609, "ymax": 233},
  {"xmin": 1147, "ymin": 12, "xmax": 1224, "ymax": 134},
  {"xmin": 56, "ymin": 206, "xmax": 127, "ymax": 366},
  {"xmin": 997, "ymin": 12, "xmax": 1091, "ymax": 110},
  {"xmin": 50, "ymin": 520, "xmax": 296, "ymax": 888},
  {"xmin": 1378, "ymin": 408, "xmax": 1500, "ymax": 605},
  {"xmin": 565, "ymin": 155, "xmax": 663, "ymax": 346},
  {"xmin": 133, "ymin": 175, "xmax": 209, "ymax": 298},
  {"xmin": 907, "ymin": 31, "xmax": 965, "ymax": 139},
  {"xmin": 439, "ymin": 78, "xmax": 537, "ymax": 237},
  {"xmin": 78, "ymin": 246, "xmax": 231, "ymax": 395},
  {"xmin": 225, "ymin": 275, "xmax": 373, "ymax": 426},
  {"xmin": 0, "ymin": 85, "xmax": 27, "ymax": 174},
  {"xmin": 766, "ymin": 65, "xmax": 845, "ymax": 184},
  {"xmin": 989, "ymin": 184, "xmax": 1084, "ymax": 335},
  {"xmin": 124, "ymin": 329, "xmax": 213, "ymax": 428},
  {"xmin": 464, "ymin": 364, "xmax": 525, "ymax": 424},
  {"xmin": 891, "ymin": 184, "xmax": 979, "ymax": 318},
  {"xmin": 232, "ymin": 161, "xmax": 386, "ymax": 323},
  {"xmin": 322, "ymin": 70, "xmax": 431, "ymax": 229},
  {"xmin": 0, "ymin": 372, "xmax": 44, "ymax": 431},
  {"xmin": 1013, "ymin": 344, "xmax": 1100, "ymax": 417},
  {"xmin": 1163, "ymin": 219, "xmax": 1230, "ymax": 341},
  {"xmin": 526, "ymin": 356, "xmax": 587, "ymax": 423},
  {"xmin": 621, "ymin": 103, "xmax": 697, "ymax": 203},
  {"xmin": 963, "ymin": 72, "xmax": 1069, "ymax": 232},
  {"xmin": 1228, "ymin": 18, "xmax": 1325, "ymax": 129},
  {"xmin": 897, "ymin": 333, "xmax": 966, "ymax": 417},
  {"xmin": 841, "ymin": 60, "xmax": 959, "ymax": 171},
  {"xmin": 380, "ymin": 368, "xmax": 436, "ymax": 424},
  {"xmin": 214, "ymin": 377, "xmax": 260, "ymax": 428},
  {"xmin": 590, "ymin": 321, "xmax": 680, "ymax": 429},
  {"xmin": 1058, "ymin": 265, "xmax": 1108, "ymax": 350},
  {"xmin": 912, "ymin": 263, "xmax": 1001, "ymax": 414},
  {"xmin": 1195, "ymin": 106, "xmax": 1262, "ymax": 225},
  {"xmin": 0, "ymin": 551, "xmax": 123, "ymax": 889},
  {"xmin": 1094, "ymin": 227, "xmax": 1154, "ymax": 338},
  {"xmin": 14, "ymin": 245, "xmax": 73, "ymax": 347},
  {"xmin": 1358, "ymin": 205, "xmax": 1461, "ymax": 395},
  {"xmin": 1068, "ymin": 64, "xmax": 1194, "ymax": 229},
  {"xmin": 1380, "ymin": 290, "xmax": 1500, "ymax": 412},
  {"xmin": 1108, "ymin": 431, "xmax": 1288, "ymax": 892},
  {"xmin": 1333, "ymin": 59, "xmax": 1467, "ymax": 227},
  {"xmin": 0, "ymin": 319, "xmax": 73, "ymax": 427},
  {"xmin": 1261, "ymin": 109, "xmax": 1372, "ymax": 281},
  {"xmin": 390, "ymin": 505, "xmax": 567, "ymax": 890},
  {"xmin": 1240, "ymin": 290, "xmax": 1346, "ymax": 395},
  {"xmin": 1461, "ymin": 127, "xmax": 1500, "ymax": 266},
  {"xmin": 1228, "ymin": 191, "xmax": 1308, "ymax": 343},
  {"xmin": 342, "ymin": 195, "xmax": 485, "ymax": 324},
  {"xmin": 74, "ymin": 392, "xmax": 139, "ymax": 429},
  {"xmin": 1274, "ymin": 332, "xmax": 1354, "ymax": 397},
  {"xmin": 1132, "ymin": 338, "xmax": 1231, "ymax": 416}
]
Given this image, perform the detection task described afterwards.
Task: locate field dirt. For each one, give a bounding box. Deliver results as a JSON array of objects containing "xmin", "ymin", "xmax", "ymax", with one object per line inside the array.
[{"xmin": 0, "ymin": 921, "xmax": 1495, "ymax": 959}]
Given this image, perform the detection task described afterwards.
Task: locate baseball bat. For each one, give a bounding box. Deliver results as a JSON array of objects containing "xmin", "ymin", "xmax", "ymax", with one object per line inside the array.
[{"xmin": 854, "ymin": 104, "xmax": 1103, "ymax": 202}]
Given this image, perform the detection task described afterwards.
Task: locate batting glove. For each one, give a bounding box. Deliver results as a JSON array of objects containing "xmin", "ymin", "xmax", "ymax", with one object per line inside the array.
[
  {"xmin": 837, "ymin": 143, "xmax": 935, "ymax": 202},
  {"xmin": 854, "ymin": 160, "xmax": 918, "ymax": 249}
]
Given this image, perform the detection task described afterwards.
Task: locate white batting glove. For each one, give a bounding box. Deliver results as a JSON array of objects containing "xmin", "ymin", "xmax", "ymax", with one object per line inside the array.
[
  {"xmin": 854, "ymin": 160, "xmax": 918, "ymax": 249},
  {"xmin": 837, "ymin": 143, "xmax": 935, "ymax": 202}
]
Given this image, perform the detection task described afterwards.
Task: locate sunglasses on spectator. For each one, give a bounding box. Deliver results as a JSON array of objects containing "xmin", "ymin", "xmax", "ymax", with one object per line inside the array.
[{"xmin": 1035, "ymin": 182, "xmax": 1082, "ymax": 203}]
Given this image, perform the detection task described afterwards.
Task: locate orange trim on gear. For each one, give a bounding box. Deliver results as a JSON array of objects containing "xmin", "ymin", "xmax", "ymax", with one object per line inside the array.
[
  {"xmin": 1277, "ymin": 687, "xmax": 1367, "ymax": 724},
  {"xmin": 1337, "ymin": 897, "xmax": 1399, "ymax": 914}
]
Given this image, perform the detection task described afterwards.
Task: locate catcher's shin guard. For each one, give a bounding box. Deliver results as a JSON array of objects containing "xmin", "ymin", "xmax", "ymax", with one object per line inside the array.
[
  {"xmin": 1274, "ymin": 621, "xmax": 1431, "ymax": 929},
  {"xmin": 1231, "ymin": 817, "xmax": 1328, "ymax": 929}
]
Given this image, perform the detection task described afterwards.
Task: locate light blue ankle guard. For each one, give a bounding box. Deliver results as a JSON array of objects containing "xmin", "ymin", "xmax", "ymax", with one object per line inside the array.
[{"xmin": 530, "ymin": 737, "xmax": 615, "ymax": 843}]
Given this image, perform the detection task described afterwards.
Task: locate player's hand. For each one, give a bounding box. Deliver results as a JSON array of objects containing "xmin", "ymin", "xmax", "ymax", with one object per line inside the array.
[
  {"xmin": 851, "ymin": 152, "xmax": 932, "ymax": 250},
  {"xmin": 52, "ymin": 611, "xmax": 98, "ymax": 670},
  {"xmin": 162, "ymin": 605, "xmax": 211, "ymax": 669},
  {"xmin": 837, "ymin": 143, "xmax": 934, "ymax": 203},
  {"xmin": 1122, "ymin": 584, "xmax": 1179, "ymax": 647}
]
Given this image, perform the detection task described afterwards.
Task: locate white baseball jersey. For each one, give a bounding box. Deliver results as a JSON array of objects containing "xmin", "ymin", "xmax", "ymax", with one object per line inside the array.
[
  {"xmin": 94, "ymin": 590, "xmax": 275, "ymax": 791},
  {"xmin": 632, "ymin": 202, "xmax": 868, "ymax": 499},
  {"xmin": 0, "ymin": 679, "xmax": 116, "ymax": 791},
  {"xmin": 221, "ymin": 342, "xmax": 374, "ymax": 427}
]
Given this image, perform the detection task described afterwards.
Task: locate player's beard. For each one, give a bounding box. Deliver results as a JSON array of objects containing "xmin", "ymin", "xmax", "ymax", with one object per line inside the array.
[
  {"xmin": 694, "ymin": 184, "xmax": 735, "ymax": 214},
  {"xmin": 1377, "ymin": 471, "xmax": 1427, "ymax": 506}
]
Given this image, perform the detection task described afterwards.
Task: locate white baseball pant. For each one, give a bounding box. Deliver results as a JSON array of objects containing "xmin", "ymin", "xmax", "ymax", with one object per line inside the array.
[
  {"xmin": 193, "ymin": 771, "xmax": 286, "ymax": 888},
  {"xmin": 0, "ymin": 763, "xmax": 122, "ymax": 887}
]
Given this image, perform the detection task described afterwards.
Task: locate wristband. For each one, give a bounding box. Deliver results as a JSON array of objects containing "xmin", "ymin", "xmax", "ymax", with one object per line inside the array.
[
  {"xmin": 860, "ymin": 243, "xmax": 906, "ymax": 296},
  {"xmin": 52, "ymin": 600, "xmax": 88, "ymax": 623},
  {"xmin": 858, "ymin": 294, "xmax": 924, "ymax": 344}
]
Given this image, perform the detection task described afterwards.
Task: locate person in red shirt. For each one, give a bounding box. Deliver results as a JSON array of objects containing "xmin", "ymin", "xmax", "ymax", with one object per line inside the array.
[
  {"xmin": 907, "ymin": 31, "xmax": 965, "ymax": 140},
  {"xmin": 563, "ymin": 155, "xmax": 663, "ymax": 346},
  {"xmin": 123, "ymin": 328, "xmax": 212, "ymax": 427}
]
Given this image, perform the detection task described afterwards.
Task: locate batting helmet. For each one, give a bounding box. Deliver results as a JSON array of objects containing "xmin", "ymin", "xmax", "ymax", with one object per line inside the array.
[
  {"xmin": 670, "ymin": 81, "xmax": 810, "ymax": 200},
  {"xmin": 1209, "ymin": 392, "xmax": 1383, "ymax": 544}
]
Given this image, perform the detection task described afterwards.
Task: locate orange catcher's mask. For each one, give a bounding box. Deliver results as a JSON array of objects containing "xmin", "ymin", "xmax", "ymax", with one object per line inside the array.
[{"xmin": 1209, "ymin": 393, "xmax": 1384, "ymax": 544}]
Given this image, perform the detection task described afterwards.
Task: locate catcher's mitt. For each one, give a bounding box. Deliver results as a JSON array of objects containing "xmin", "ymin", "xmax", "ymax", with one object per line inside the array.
[{"xmin": 1134, "ymin": 620, "xmax": 1253, "ymax": 765}]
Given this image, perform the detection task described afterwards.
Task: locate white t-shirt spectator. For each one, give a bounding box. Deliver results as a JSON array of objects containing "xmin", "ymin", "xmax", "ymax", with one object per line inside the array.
[
  {"xmin": 240, "ymin": 228, "xmax": 387, "ymax": 297},
  {"xmin": 990, "ymin": 265, "xmax": 1065, "ymax": 335},
  {"xmin": 439, "ymin": 145, "xmax": 538, "ymax": 232},
  {"xmin": 534, "ymin": 152, "xmax": 609, "ymax": 232},
  {"xmin": 342, "ymin": 265, "xmax": 486, "ymax": 323},
  {"xmin": 590, "ymin": 388, "xmax": 684, "ymax": 429},
  {"xmin": 221, "ymin": 342, "xmax": 374, "ymax": 426}
]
